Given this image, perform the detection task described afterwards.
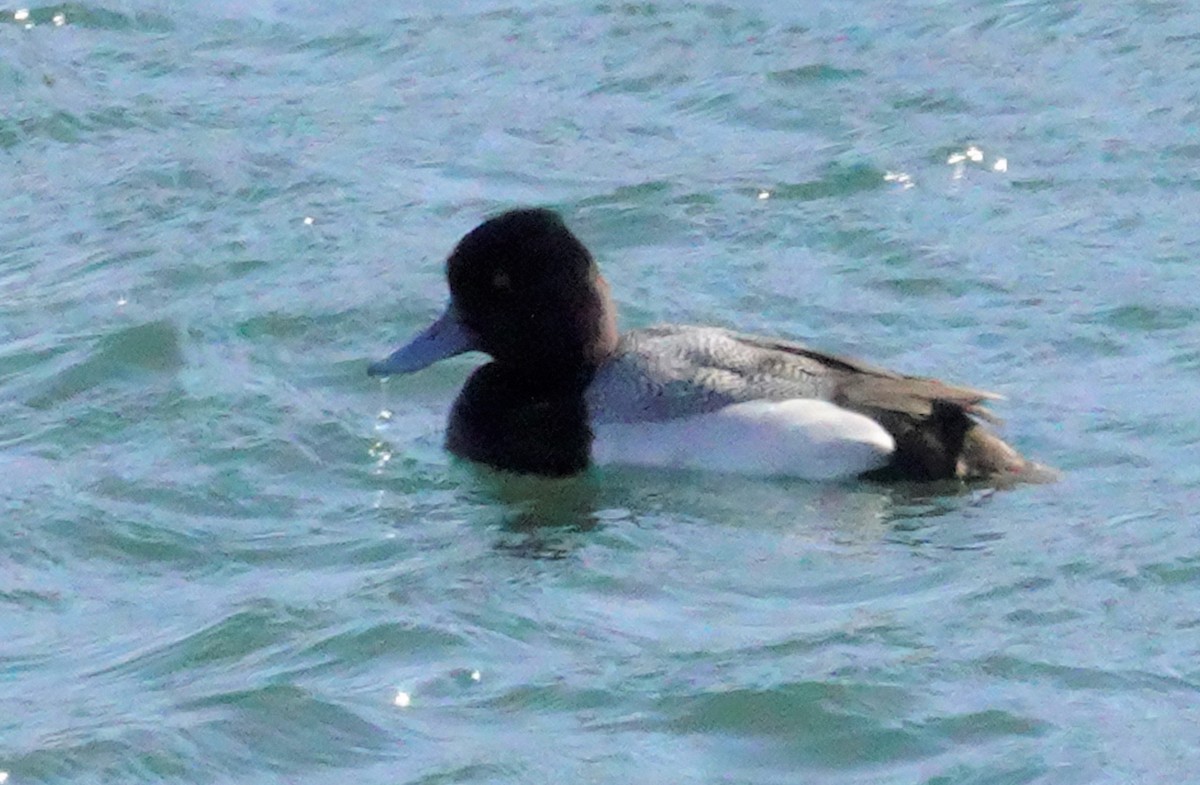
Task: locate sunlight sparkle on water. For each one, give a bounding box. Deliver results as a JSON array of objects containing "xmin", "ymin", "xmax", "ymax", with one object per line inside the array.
[
  {"xmin": 53, "ymin": 12, "xmax": 65, "ymax": 26},
  {"xmin": 368, "ymin": 440, "xmax": 392, "ymax": 473},
  {"xmin": 13, "ymin": 9, "xmax": 28, "ymax": 21},
  {"xmin": 394, "ymin": 690, "xmax": 411, "ymax": 708},
  {"xmin": 946, "ymin": 145, "xmax": 1008, "ymax": 180}
]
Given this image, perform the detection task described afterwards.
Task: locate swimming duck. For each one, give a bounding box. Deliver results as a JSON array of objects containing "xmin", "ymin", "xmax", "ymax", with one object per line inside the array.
[{"xmin": 369, "ymin": 208, "xmax": 1044, "ymax": 482}]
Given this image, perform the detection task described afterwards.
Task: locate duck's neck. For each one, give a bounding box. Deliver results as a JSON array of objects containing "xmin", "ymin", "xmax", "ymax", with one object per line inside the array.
[
  {"xmin": 449, "ymin": 362, "xmax": 593, "ymax": 476},
  {"xmin": 491, "ymin": 358, "xmax": 599, "ymax": 397},
  {"xmin": 588, "ymin": 273, "xmax": 620, "ymax": 366}
]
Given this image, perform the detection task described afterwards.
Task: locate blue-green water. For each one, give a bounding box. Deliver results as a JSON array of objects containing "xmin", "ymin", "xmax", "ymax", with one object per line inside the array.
[{"xmin": 3, "ymin": 1, "xmax": 1200, "ymax": 782}]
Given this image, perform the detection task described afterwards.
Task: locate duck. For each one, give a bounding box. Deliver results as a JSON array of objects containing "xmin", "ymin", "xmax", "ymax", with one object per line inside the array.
[{"xmin": 368, "ymin": 208, "xmax": 1048, "ymax": 483}]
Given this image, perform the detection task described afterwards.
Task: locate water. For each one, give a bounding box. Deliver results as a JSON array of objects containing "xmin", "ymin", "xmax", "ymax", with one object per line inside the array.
[{"xmin": 3, "ymin": 1, "xmax": 1200, "ymax": 782}]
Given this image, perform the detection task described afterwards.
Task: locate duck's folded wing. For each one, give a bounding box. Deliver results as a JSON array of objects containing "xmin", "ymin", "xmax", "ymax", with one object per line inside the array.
[
  {"xmin": 727, "ymin": 332, "xmax": 1003, "ymax": 423},
  {"xmin": 834, "ymin": 374, "xmax": 1002, "ymax": 423},
  {"xmin": 592, "ymin": 325, "xmax": 999, "ymax": 426}
]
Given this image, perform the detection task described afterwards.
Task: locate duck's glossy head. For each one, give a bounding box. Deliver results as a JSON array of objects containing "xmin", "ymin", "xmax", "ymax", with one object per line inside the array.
[{"xmin": 369, "ymin": 208, "xmax": 617, "ymax": 379}]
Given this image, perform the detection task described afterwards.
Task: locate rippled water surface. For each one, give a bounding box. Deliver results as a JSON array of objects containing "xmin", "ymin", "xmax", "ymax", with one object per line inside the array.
[{"xmin": 3, "ymin": 1, "xmax": 1200, "ymax": 783}]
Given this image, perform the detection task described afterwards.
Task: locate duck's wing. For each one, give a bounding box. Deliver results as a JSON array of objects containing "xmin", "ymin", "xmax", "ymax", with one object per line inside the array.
[
  {"xmin": 590, "ymin": 325, "xmax": 1000, "ymax": 421},
  {"xmin": 728, "ymin": 332, "xmax": 1003, "ymax": 423}
]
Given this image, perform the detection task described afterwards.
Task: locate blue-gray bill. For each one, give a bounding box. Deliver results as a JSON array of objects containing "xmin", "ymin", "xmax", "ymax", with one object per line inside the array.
[{"xmin": 367, "ymin": 305, "xmax": 478, "ymax": 376}]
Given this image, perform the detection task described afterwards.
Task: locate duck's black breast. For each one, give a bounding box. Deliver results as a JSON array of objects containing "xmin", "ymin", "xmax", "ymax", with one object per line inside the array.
[{"xmin": 445, "ymin": 363, "xmax": 594, "ymax": 477}]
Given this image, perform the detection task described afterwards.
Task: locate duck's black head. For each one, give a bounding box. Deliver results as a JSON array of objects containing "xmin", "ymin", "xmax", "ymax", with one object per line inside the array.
[{"xmin": 368, "ymin": 208, "xmax": 618, "ymax": 381}]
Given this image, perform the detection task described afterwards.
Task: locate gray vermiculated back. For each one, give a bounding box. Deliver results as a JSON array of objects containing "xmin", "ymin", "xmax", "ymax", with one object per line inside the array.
[{"xmin": 586, "ymin": 325, "xmax": 839, "ymax": 424}]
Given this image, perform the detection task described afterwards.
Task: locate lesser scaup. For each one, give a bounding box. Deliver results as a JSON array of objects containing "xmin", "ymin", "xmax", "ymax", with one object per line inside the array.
[{"xmin": 369, "ymin": 208, "xmax": 1048, "ymax": 482}]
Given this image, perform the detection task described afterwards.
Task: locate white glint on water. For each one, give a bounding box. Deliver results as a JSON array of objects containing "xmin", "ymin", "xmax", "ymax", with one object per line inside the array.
[
  {"xmin": 372, "ymin": 409, "xmax": 394, "ymax": 473},
  {"xmin": 394, "ymin": 690, "xmax": 411, "ymax": 708},
  {"xmin": 368, "ymin": 440, "xmax": 392, "ymax": 475},
  {"xmin": 947, "ymin": 146, "xmax": 1008, "ymax": 178}
]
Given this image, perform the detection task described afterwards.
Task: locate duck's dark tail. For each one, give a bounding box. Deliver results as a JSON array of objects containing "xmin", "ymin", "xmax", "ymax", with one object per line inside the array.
[
  {"xmin": 957, "ymin": 418, "xmax": 1059, "ymax": 484},
  {"xmin": 860, "ymin": 400, "xmax": 1057, "ymax": 484}
]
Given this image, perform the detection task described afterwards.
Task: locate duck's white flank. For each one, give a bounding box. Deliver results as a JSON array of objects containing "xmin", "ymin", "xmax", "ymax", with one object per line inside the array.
[{"xmin": 589, "ymin": 399, "xmax": 895, "ymax": 480}]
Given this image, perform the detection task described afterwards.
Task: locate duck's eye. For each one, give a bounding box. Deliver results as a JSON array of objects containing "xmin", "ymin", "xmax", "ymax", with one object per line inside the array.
[{"xmin": 492, "ymin": 270, "xmax": 511, "ymax": 291}]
